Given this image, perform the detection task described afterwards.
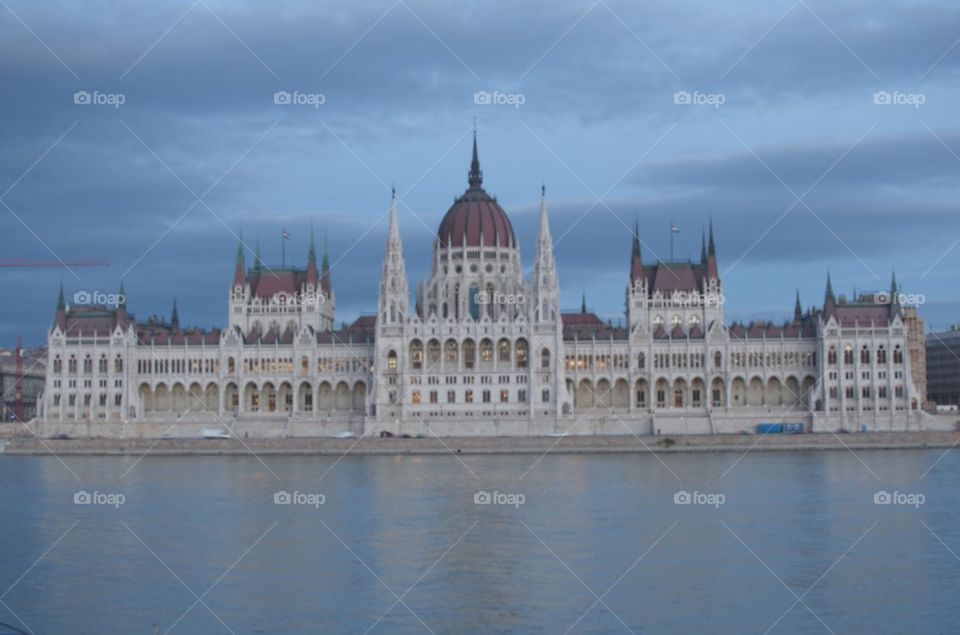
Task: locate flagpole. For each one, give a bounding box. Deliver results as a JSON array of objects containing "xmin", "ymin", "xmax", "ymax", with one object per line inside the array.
[
  {"xmin": 282, "ymin": 227, "xmax": 286, "ymax": 268},
  {"xmin": 670, "ymin": 220, "xmax": 674, "ymax": 262}
]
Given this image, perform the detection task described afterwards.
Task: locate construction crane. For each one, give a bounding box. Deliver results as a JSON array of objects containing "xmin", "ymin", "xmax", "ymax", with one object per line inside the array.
[
  {"xmin": 14, "ymin": 335, "xmax": 22, "ymax": 422},
  {"xmin": 0, "ymin": 259, "xmax": 109, "ymax": 268}
]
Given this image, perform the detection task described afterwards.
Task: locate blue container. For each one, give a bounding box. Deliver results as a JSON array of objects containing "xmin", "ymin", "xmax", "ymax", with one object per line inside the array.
[{"xmin": 756, "ymin": 423, "xmax": 784, "ymax": 434}]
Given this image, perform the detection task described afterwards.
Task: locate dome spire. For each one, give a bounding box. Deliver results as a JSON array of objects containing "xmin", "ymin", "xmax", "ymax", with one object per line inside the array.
[{"xmin": 469, "ymin": 124, "xmax": 483, "ymax": 189}]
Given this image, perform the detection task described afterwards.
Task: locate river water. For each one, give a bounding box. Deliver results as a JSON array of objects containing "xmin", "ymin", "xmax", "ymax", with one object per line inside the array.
[{"xmin": 1, "ymin": 448, "xmax": 958, "ymax": 634}]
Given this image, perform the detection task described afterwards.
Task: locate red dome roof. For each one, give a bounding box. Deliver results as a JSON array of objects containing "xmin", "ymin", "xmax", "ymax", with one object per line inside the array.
[{"xmin": 436, "ymin": 135, "xmax": 516, "ymax": 249}]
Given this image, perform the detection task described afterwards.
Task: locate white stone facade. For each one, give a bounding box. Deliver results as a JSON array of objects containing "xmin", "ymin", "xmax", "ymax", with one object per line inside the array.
[{"xmin": 38, "ymin": 145, "xmax": 932, "ymax": 435}]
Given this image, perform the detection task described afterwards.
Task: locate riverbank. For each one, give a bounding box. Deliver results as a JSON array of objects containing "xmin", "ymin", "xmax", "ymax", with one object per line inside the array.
[{"xmin": 1, "ymin": 431, "xmax": 958, "ymax": 455}]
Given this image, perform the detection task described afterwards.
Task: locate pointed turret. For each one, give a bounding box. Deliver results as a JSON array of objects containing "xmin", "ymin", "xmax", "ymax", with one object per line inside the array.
[
  {"xmin": 378, "ymin": 188, "xmax": 409, "ymax": 325},
  {"xmin": 889, "ymin": 269, "xmax": 900, "ymax": 317},
  {"xmin": 532, "ymin": 185, "xmax": 560, "ymax": 323},
  {"xmin": 306, "ymin": 224, "xmax": 318, "ymax": 288},
  {"xmin": 794, "ymin": 289, "xmax": 802, "ymax": 322},
  {"xmin": 170, "ymin": 298, "xmax": 179, "ymax": 330},
  {"xmin": 468, "ymin": 128, "xmax": 483, "ymax": 190},
  {"xmin": 320, "ymin": 233, "xmax": 332, "ymax": 298},
  {"xmin": 254, "ymin": 236, "xmax": 263, "ymax": 272},
  {"xmin": 581, "ymin": 291, "xmax": 587, "ymax": 314},
  {"xmin": 824, "ymin": 271, "xmax": 836, "ymax": 316},
  {"xmin": 117, "ymin": 282, "xmax": 127, "ymax": 321},
  {"xmin": 700, "ymin": 227, "xmax": 707, "ymax": 264},
  {"xmin": 388, "ymin": 188, "xmax": 401, "ymax": 243},
  {"xmin": 54, "ymin": 282, "xmax": 66, "ymax": 330},
  {"xmin": 706, "ymin": 217, "xmax": 718, "ymax": 279},
  {"xmin": 630, "ymin": 217, "xmax": 643, "ymax": 283},
  {"xmin": 233, "ymin": 231, "xmax": 246, "ymax": 287}
]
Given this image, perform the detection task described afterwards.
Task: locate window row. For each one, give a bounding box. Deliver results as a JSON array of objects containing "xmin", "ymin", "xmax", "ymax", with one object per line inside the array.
[{"xmin": 53, "ymin": 354, "xmax": 123, "ymax": 374}]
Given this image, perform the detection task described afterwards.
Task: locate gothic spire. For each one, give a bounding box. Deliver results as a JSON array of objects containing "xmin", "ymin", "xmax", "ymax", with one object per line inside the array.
[
  {"xmin": 320, "ymin": 232, "xmax": 332, "ymax": 298},
  {"xmin": 379, "ymin": 188, "xmax": 408, "ymax": 325},
  {"xmin": 388, "ymin": 187, "xmax": 401, "ymax": 243},
  {"xmin": 632, "ymin": 217, "xmax": 641, "ymax": 260},
  {"xmin": 322, "ymin": 233, "xmax": 330, "ymax": 272},
  {"xmin": 700, "ymin": 226, "xmax": 707, "ymax": 263},
  {"xmin": 170, "ymin": 298, "xmax": 179, "ymax": 329},
  {"xmin": 254, "ymin": 235, "xmax": 262, "ymax": 272},
  {"xmin": 581, "ymin": 291, "xmax": 587, "ymax": 314},
  {"xmin": 794, "ymin": 289, "xmax": 802, "ymax": 322},
  {"xmin": 538, "ymin": 185, "xmax": 552, "ymax": 244},
  {"xmin": 468, "ymin": 128, "xmax": 483, "ymax": 189},
  {"xmin": 57, "ymin": 282, "xmax": 65, "ymax": 311},
  {"xmin": 708, "ymin": 217, "xmax": 716, "ymax": 256},
  {"xmin": 236, "ymin": 228, "xmax": 245, "ymax": 264},
  {"xmin": 706, "ymin": 216, "xmax": 718, "ymax": 279},
  {"xmin": 824, "ymin": 270, "xmax": 836, "ymax": 316},
  {"xmin": 630, "ymin": 216, "xmax": 643, "ymax": 283}
]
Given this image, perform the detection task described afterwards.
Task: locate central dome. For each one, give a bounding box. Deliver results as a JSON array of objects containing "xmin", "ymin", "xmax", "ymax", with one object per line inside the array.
[{"xmin": 436, "ymin": 135, "xmax": 516, "ymax": 249}]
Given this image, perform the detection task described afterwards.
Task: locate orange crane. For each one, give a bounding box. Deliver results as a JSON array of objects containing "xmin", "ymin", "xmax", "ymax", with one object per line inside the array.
[{"xmin": 0, "ymin": 259, "xmax": 109, "ymax": 268}]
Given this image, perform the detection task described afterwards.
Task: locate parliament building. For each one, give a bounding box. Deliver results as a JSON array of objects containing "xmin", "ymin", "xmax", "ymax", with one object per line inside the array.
[{"xmin": 39, "ymin": 136, "xmax": 935, "ymax": 436}]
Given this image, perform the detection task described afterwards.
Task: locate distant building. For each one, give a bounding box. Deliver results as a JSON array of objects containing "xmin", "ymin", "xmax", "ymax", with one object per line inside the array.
[
  {"xmin": 926, "ymin": 326, "xmax": 960, "ymax": 407},
  {"xmin": 0, "ymin": 348, "xmax": 46, "ymax": 421}
]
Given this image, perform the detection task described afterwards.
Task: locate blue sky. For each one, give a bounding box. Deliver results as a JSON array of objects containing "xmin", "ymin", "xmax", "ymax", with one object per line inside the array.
[{"xmin": 2, "ymin": 0, "xmax": 959, "ymax": 344}]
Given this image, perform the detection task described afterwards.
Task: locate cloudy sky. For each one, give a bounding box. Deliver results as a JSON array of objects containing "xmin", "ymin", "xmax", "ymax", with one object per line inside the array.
[{"xmin": 1, "ymin": 0, "xmax": 959, "ymax": 345}]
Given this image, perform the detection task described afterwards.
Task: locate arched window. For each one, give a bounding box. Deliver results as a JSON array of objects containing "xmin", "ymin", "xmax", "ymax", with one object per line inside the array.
[
  {"xmin": 877, "ymin": 346, "xmax": 887, "ymax": 364},
  {"xmin": 827, "ymin": 347, "xmax": 837, "ymax": 364},
  {"xmin": 427, "ymin": 339, "xmax": 441, "ymax": 368},
  {"xmin": 99, "ymin": 355, "xmax": 108, "ymax": 373},
  {"xmin": 843, "ymin": 346, "xmax": 854, "ymax": 365},
  {"xmin": 114, "ymin": 355, "xmax": 123, "ymax": 373},
  {"xmin": 462, "ymin": 339, "xmax": 476, "ymax": 369},
  {"xmin": 411, "ymin": 390, "xmax": 421, "ymax": 404},
  {"xmin": 53, "ymin": 356, "xmax": 62, "ymax": 373},
  {"xmin": 301, "ymin": 356, "xmax": 309, "ymax": 373},
  {"xmin": 894, "ymin": 345, "xmax": 903, "ymax": 364},
  {"xmin": 498, "ymin": 339, "xmax": 511, "ymax": 363},
  {"xmin": 387, "ymin": 349, "xmax": 398, "ymax": 370},
  {"xmin": 860, "ymin": 346, "xmax": 870, "ymax": 364},
  {"xmin": 515, "ymin": 339, "xmax": 528, "ymax": 368},
  {"xmin": 714, "ymin": 351, "xmax": 722, "ymax": 368},
  {"xmin": 445, "ymin": 340, "xmax": 458, "ymax": 365},
  {"xmin": 410, "ymin": 340, "xmax": 424, "ymax": 370},
  {"xmin": 638, "ymin": 352, "xmax": 645, "ymax": 370},
  {"xmin": 541, "ymin": 348, "xmax": 551, "ymax": 369},
  {"xmin": 68, "ymin": 355, "xmax": 77, "ymax": 373},
  {"xmin": 228, "ymin": 357, "xmax": 236, "ymax": 374},
  {"xmin": 479, "ymin": 339, "xmax": 493, "ymax": 363},
  {"xmin": 83, "ymin": 355, "xmax": 93, "ymax": 374}
]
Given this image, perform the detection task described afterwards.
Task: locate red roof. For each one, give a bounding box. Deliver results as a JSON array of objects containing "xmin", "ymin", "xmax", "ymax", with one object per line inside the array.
[
  {"xmin": 632, "ymin": 262, "xmax": 709, "ymax": 294},
  {"xmin": 248, "ymin": 270, "xmax": 302, "ymax": 299},
  {"xmin": 833, "ymin": 305, "xmax": 890, "ymax": 327},
  {"xmin": 437, "ymin": 192, "xmax": 515, "ymax": 249}
]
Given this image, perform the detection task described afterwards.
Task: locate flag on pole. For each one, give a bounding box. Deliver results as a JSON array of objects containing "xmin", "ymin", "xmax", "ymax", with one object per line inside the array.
[
  {"xmin": 671, "ymin": 223, "xmax": 679, "ymax": 233},
  {"xmin": 282, "ymin": 228, "xmax": 290, "ymax": 239}
]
